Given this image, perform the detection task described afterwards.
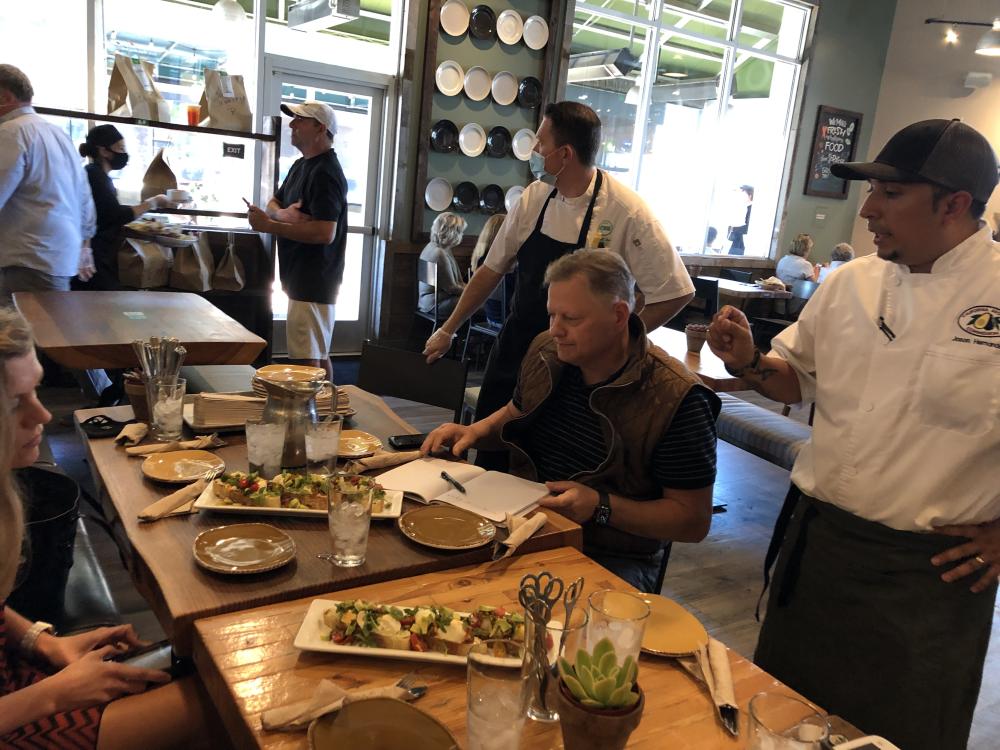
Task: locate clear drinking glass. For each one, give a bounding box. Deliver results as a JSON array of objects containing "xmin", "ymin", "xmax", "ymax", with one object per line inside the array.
[
  {"xmin": 467, "ymin": 639, "xmax": 529, "ymax": 750},
  {"xmin": 146, "ymin": 377, "xmax": 186, "ymax": 441},
  {"xmin": 245, "ymin": 418, "xmax": 285, "ymax": 479},
  {"xmin": 586, "ymin": 590, "xmax": 651, "ymax": 666},
  {"xmin": 305, "ymin": 415, "xmax": 343, "ymax": 475},
  {"xmin": 525, "ymin": 606, "xmax": 588, "ymax": 722},
  {"xmin": 327, "ymin": 473, "xmax": 374, "ymax": 567},
  {"xmin": 748, "ymin": 693, "xmax": 829, "ymax": 750}
]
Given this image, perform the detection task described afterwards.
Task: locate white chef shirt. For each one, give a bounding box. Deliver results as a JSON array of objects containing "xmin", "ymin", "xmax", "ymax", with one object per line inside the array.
[
  {"xmin": 771, "ymin": 225, "xmax": 1000, "ymax": 531},
  {"xmin": 483, "ymin": 171, "xmax": 693, "ymax": 304}
]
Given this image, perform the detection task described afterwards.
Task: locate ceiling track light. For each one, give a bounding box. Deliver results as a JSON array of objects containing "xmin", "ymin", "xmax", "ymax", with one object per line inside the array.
[{"xmin": 925, "ymin": 17, "xmax": 1000, "ymax": 56}]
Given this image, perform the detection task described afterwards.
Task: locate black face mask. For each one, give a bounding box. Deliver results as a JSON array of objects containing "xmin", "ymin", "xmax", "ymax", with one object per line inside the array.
[{"xmin": 107, "ymin": 151, "xmax": 129, "ymax": 171}]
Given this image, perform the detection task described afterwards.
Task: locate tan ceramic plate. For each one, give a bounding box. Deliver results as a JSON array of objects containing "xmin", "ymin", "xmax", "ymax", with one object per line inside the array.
[
  {"xmin": 193, "ymin": 523, "xmax": 295, "ymax": 575},
  {"xmin": 639, "ymin": 594, "xmax": 709, "ymax": 656},
  {"xmin": 338, "ymin": 429, "xmax": 382, "ymax": 458},
  {"xmin": 141, "ymin": 450, "xmax": 225, "ymax": 484},
  {"xmin": 255, "ymin": 364, "xmax": 326, "ymax": 383},
  {"xmin": 309, "ymin": 697, "xmax": 458, "ymax": 749},
  {"xmin": 398, "ymin": 505, "xmax": 496, "ymax": 550}
]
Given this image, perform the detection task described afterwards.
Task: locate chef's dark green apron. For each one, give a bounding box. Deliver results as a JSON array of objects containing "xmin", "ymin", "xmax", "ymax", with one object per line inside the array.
[{"xmin": 474, "ymin": 172, "xmax": 603, "ymax": 469}]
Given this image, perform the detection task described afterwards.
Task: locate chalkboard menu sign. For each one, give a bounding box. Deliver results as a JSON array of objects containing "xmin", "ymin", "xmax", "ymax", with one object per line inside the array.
[{"xmin": 804, "ymin": 105, "xmax": 863, "ymax": 199}]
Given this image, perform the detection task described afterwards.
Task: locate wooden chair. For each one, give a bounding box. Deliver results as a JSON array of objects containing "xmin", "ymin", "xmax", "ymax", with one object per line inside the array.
[
  {"xmin": 415, "ymin": 259, "xmax": 440, "ymax": 333},
  {"xmin": 357, "ymin": 341, "xmax": 469, "ymax": 424}
]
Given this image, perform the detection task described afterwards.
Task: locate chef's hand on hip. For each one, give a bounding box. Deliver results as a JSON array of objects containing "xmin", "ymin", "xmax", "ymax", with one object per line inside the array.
[{"xmin": 932, "ymin": 517, "xmax": 1000, "ymax": 593}]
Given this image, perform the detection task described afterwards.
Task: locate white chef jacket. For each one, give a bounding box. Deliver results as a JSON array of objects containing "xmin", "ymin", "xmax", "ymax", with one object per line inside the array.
[
  {"xmin": 770, "ymin": 225, "xmax": 1000, "ymax": 531},
  {"xmin": 483, "ymin": 171, "xmax": 693, "ymax": 305}
]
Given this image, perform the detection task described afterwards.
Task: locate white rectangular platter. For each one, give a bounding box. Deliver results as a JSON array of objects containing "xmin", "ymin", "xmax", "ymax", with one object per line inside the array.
[{"xmin": 192, "ymin": 484, "xmax": 403, "ymax": 521}]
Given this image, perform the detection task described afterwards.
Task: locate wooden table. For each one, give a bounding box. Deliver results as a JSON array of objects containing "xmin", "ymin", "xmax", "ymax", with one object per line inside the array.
[
  {"xmin": 699, "ymin": 276, "xmax": 792, "ymax": 301},
  {"xmin": 14, "ymin": 290, "xmax": 266, "ymax": 369},
  {"xmin": 76, "ymin": 386, "xmax": 581, "ymax": 656},
  {"xmin": 647, "ymin": 327, "xmax": 746, "ymax": 392},
  {"xmin": 192, "ymin": 546, "xmax": 831, "ymax": 749}
]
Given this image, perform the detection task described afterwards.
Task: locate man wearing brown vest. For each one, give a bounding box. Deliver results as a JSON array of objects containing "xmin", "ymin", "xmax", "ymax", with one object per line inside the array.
[{"xmin": 423, "ymin": 250, "xmax": 720, "ymax": 590}]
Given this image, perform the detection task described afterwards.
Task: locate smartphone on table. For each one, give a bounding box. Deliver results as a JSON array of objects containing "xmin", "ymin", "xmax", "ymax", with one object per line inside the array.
[{"xmin": 388, "ymin": 433, "xmax": 429, "ymax": 450}]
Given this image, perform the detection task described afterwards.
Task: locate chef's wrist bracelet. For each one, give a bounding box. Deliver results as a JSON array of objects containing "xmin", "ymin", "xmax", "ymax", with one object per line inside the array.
[{"xmin": 725, "ymin": 348, "xmax": 761, "ymax": 377}]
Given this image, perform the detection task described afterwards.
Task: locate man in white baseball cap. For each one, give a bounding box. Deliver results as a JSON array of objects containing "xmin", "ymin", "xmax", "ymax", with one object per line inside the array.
[{"xmin": 248, "ymin": 100, "xmax": 348, "ymax": 380}]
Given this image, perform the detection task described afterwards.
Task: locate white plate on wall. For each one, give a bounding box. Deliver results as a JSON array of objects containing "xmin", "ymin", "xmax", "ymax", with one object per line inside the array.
[
  {"xmin": 425, "ymin": 178, "xmax": 454, "ymax": 211},
  {"xmin": 505, "ymin": 185, "xmax": 525, "ymax": 211},
  {"xmin": 511, "ymin": 128, "xmax": 536, "ymax": 161},
  {"xmin": 439, "ymin": 0, "xmax": 470, "ymax": 36},
  {"xmin": 523, "ymin": 15, "xmax": 549, "ymax": 50},
  {"xmin": 459, "ymin": 123, "xmax": 487, "ymax": 157},
  {"xmin": 463, "ymin": 65, "xmax": 492, "ymax": 101},
  {"xmin": 491, "ymin": 71, "xmax": 518, "ymax": 106},
  {"xmin": 435, "ymin": 60, "xmax": 465, "ymax": 96},
  {"xmin": 496, "ymin": 9, "xmax": 524, "ymax": 45}
]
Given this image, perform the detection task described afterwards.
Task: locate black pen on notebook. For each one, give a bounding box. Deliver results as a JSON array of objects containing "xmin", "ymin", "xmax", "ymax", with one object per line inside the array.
[{"xmin": 440, "ymin": 470, "xmax": 467, "ymax": 494}]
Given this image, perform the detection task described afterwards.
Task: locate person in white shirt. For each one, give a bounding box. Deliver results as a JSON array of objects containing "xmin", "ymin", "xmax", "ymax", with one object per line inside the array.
[
  {"xmin": 423, "ymin": 101, "xmax": 693, "ymax": 468},
  {"xmin": 816, "ymin": 242, "xmax": 854, "ymax": 283},
  {"xmin": 707, "ymin": 119, "xmax": 999, "ymax": 750},
  {"xmin": 774, "ymin": 233, "xmax": 817, "ymax": 286}
]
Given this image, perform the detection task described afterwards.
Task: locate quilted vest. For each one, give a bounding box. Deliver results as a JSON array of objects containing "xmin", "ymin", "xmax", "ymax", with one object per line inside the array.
[{"xmin": 502, "ymin": 315, "xmax": 715, "ymax": 557}]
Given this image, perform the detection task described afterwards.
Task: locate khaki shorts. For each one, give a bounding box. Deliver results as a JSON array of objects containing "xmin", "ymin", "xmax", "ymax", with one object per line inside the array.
[{"xmin": 286, "ymin": 300, "xmax": 336, "ymax": 359}]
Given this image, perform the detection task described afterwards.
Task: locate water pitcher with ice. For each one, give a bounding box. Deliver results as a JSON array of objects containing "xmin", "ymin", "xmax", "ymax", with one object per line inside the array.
[{"xmin": 253, "ymin": 374, "xmax": 334, "ymax": 474}]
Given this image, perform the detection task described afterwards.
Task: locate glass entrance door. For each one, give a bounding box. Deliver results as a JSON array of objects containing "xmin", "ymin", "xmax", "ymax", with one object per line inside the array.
[{"xmin": 265, "ymin": 64, "xmax": 385, "ymax": 355}]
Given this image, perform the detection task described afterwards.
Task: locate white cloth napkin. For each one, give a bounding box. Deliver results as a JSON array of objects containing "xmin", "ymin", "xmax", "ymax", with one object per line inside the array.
[
  {"xmin": 496, "ymin": 512, "xmax": 548, "ymax": 559},
  {"xmin": 114, "ymin": 423, "xmax": 148, "ymax": 446},
  {"xmin": 260, "ymin": 680, "xmax": 413, "ymax": 731},
  {"xmin": 345, "ymin": 450, "xmax": 422, "ymax": 473},
  {"xmin": 677, "ymin": 638, "xmax": 737, "ymax": 724},
  {"xmin": 137, "ymin": 477, "xmax": 208, "ymax": 521},
  {"xmin": 125, "ymin": 434, "xmax": 225, "ymax": 456}
]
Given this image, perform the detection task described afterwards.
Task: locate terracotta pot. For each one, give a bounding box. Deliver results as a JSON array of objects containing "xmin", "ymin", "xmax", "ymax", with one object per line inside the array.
[
  {"xmin": 555, "ymin": 680, "xmax": 644, "ymax": 750},
  {"xmin": 124, "ymin": 380, "xmax": 150, "ymax": 422}
]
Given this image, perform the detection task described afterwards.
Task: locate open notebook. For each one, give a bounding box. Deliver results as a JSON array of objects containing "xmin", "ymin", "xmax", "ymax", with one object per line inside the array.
[{"xmin": 375, "ymin": 457, "xmax": 548, "ymax": 523}]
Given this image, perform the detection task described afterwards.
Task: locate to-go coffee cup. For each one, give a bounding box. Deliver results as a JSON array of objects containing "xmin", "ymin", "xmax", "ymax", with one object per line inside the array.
[{"xmin": 166, "ymin": 189, "xmax": 192, "ymax": 203}]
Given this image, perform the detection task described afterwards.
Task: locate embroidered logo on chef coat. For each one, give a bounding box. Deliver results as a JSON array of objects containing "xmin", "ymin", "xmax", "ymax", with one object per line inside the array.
[
  {"xmin": 957, "ymin": 305, "xmax": 1000, "ymax": 338},
  {"xmin": 598, "ymin": 220, "xmax": 613, "ymax": 236}
]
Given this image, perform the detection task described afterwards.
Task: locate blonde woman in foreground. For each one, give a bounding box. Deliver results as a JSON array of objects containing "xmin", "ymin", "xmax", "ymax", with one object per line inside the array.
[{"xmin": 0, "ymin": 308, "xmax": 209, "ymax": 749}]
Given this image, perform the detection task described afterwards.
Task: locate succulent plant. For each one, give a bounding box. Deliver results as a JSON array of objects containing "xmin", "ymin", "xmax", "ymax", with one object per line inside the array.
[{"xmin": 558, "ymin": 637, "xmax": 640, "ymax": 710}]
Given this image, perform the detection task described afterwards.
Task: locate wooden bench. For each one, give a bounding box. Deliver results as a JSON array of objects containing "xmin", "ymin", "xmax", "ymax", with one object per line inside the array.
[{"xmin": 716, "ymin": 393, "xmax": 810, "ymax": 470}]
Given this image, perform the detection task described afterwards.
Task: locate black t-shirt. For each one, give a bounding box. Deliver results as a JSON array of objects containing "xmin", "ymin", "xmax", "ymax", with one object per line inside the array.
[
  {"xmin": 85, "ymin": 163, "xmax": 133, "ymax": 250},
  {"xmin": 274, "ymin": 149, "xmax": 349, "ymax": 304},
  {"xmin": 513, "ymin": 366, "xmax": 718, "ymax": 490}
]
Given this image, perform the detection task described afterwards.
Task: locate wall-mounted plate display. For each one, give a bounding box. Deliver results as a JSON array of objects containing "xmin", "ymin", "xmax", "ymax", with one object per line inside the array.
[
  {"xmin": 481, "ymin": 184, "xmax": 505, "ymax": 214},
  {"xmin": 425, "ymin": 178, "xmax": 454, "ymax": 211},
  {"xmin": 496, "ymin": 9, "xmax": 524, "ymax": 45},
  {"xmin": 459, "ymin": 123, "xmax": 487, "ymax": 157},
  {"xmin": 435, "ymin": 60, "xmax": 465, "ymax": 96},
  {"xmin": 491, "ymin": 71, "xmax": 518, "ymax": 106},
  {"xmin": 511, "ymin": 128, "xmax": 536, "ymax": 161},
  {"xmin": 430, "ymin": 119, "xmax": 459, "ymax": 153},
  {"xmin": 505, "ymin": 185, "xmax": 525, "ymax": 212},
  {"xmin": 439, "ymin": 0, "xmax": 471, "ymax": 37},
  {"xmin": 469, "ymin": 5, "xmax": 497, "ymax": 41},
  {"xmin": 486, "ymin": 126, "xmax": 511, "ymax": 158},
  {"xmin": 463, "ymin": 66, "xmax": 492, "ymax": 101},
  {"xmin": 517, "ymin": 76, "xmax": 542, "ymax": 109},
  {"xmin": 453, "ymin": 181, "xmax": 480, "ymax": 212},
  {"xmin": 523, "ymin": 15, "xmax": 549, "ymax": 50}
]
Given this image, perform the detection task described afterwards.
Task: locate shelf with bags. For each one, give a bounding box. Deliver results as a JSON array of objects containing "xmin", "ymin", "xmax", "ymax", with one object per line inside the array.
[{"xmin": 34, "ymin": 106, "xmax": 279, "ymax": 142}]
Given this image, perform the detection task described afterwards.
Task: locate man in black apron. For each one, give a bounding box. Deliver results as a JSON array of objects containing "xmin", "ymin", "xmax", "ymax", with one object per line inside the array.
[
  {"xmin": 424, "ymin": 102, "xmax": 693, "ymax": 468},
  {"xmin": 707, "ymin": 119, "xmax": 1000, "ymax": 750}
]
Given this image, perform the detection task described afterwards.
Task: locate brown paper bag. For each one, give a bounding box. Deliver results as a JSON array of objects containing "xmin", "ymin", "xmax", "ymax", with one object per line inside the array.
[
  {"xmin": 199, "ymin": 70, "xmax": 252, "ymax": 131},
  {"xmin": 169, "ymin": 234, "xmax": 214, "ymax": 291},
  {"xmin": 107, "ymin": 55, "xmax": 170, "ymax": 121},
  {"xmin": 119, "ymin": 239, "xmax": 173, "ymax": 289},
  {"xmin": 212, "ymin": 241, "xmax": 245, "ymax": 291},
  {"xmin": 141, "ymin": 149, "xmax": 177, "ymax": 201}
]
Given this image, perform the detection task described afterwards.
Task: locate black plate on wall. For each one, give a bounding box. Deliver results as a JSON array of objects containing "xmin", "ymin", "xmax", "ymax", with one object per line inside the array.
[
  {"xmin": 480, "ymin": 184, "xmax": 504, "ymax": 214},
  {"xmin": 453, "ymin": 181, "xmax": 480, "ymax": 212},
  {"xmin": 485, "ymin": 126, "xmax": 511, "ymax": 158},
  {"xmin": 469, "ymin": 5, "xmax": 497, "ymax": 41},
  {"xmin": 430, "ymin": 119, "xmax": 459, "ymax": 153},
  {"xmin": 518, "ymin": 76, "xmax": 542, "ymax": 109}
]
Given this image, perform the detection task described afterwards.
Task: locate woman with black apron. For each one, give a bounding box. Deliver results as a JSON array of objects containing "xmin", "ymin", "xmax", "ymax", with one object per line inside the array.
[{"xmin": 473, "ymin": 171, "xmax": 603, "ymax": 469}]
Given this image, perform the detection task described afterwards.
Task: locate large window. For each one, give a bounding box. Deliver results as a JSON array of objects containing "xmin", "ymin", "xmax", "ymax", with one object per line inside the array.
[{"xmin": 570, "ymin": 0, "xmax": 812, "ymax": 257}]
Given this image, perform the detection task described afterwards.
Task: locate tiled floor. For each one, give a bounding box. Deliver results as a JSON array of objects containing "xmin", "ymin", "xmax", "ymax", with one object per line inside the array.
[{"xmin": 39, "ymin": 370, "xmax": 999, "ymax": 748}]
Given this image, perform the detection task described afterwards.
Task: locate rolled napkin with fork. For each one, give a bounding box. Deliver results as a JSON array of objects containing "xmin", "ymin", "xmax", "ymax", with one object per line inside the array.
[
  {"xmin": 261, "ymin": 680, "xmax": 413, "ymax": 732},
  {"xmin": 344, "ymin": 449, "xmax": 422, "ymax": 473},
  {"xmin": 114, "ymin": 422, "xmax": 148, "ymax": 446},
  {"xmin": 137, "ymin": 476, "xmax": 209, "ymax": 521},
  {"xmin": 676, "ymin": 638, "xmax": 738, "ymax": 734},
  {"xmin": 125, "ymin": 434, "xmax": 226, "ymax": 456},
  {"xmin": 495, "ymin": 512, "xmax": 548, "ymax": 559}
]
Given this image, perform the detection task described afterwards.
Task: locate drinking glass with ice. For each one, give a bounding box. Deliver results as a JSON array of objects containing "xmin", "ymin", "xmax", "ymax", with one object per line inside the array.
[{"xmin": 327, "ymin": 473, "xmax": 374, "ymax": 567}]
